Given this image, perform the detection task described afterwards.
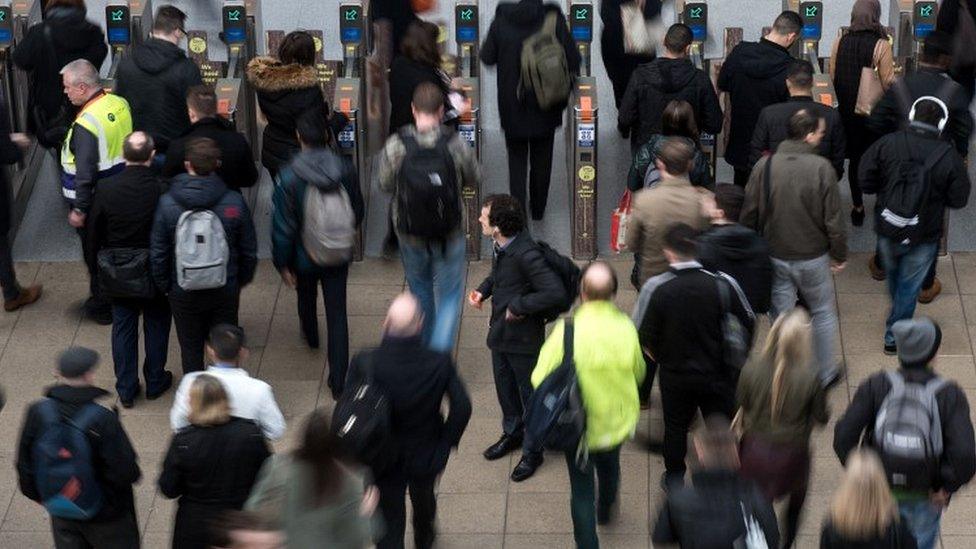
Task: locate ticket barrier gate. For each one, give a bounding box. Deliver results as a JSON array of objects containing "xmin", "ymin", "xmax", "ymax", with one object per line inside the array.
[
  {"xmin": 455, "ymin": 1, "xmax": 481, "ymax": 259},
  {"xmin": 567, "ymin": 1, "xmax": 597, "ymax": 260},
  {"xmin": 218, "ymin": 0, "xmax": 260, "ymax": 158},
  {"xmin": 335, "ymin": 2, "xmax": 369, "ymax": 260},
  {"xmin": 103, "ymin": 0, "xmax": 153, "ymax": 92},
  {"xmin": 795, "ymin": 1, "xmax": 837, "ymax": 108},
  {"xmin": 890, "ymin": 0, "xmax": 937, "ymax": 74},
  {"xmin": 678, "ymin": 1, "xmax": 717, "ymax": 177}
]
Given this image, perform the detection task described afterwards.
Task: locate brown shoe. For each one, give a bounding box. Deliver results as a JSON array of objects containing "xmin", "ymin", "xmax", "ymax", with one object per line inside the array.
[
  {"xmin": 918, "ymin": 278, "xmax": 942, "ymax": 304},
  {"xmin": 4, "ymin": 285, "xmax": 42, "ymax": 312},
  {"xmin": 868, "ymin": 255, "xmax": 886, "ymax": 281}
]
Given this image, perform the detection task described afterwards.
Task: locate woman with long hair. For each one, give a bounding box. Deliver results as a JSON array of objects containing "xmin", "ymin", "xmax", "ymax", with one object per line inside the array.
[
  {"xmin": 821, "ymin": 449, "xmax": 917, "ymax": 548},
  {"xmin": 245, "ymin": 408, "xmax": 377, "ymax": 548},
  {"xmin": 626, "ymin": 99, "xmax": 712, "ymax": 192},
  {"xmin": 736, "ymin": 308, "xmax": 830, "ymax": 548}
]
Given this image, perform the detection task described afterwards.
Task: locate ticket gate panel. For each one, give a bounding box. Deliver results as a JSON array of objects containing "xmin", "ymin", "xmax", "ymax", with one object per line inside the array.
[
  {"xmin": 334, "ymin": 77, "xmax": 365, "ymax": 261},
  {"xmin": 570, "ymin": 78, "xmax": 598, "ymax": 261},
  {"xmin": 187, "ymin": 31, "xmax": 225, "ymax": 87}
]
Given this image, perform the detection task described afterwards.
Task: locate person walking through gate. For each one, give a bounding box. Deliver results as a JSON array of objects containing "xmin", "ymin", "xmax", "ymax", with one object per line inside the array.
[
  {"xmin": 626, "ymin": 100, "xmax": 713, "ymax": 193},
  {"xmin": 600, "ymin": 0, "xmax": 662, "ymax": 108}
]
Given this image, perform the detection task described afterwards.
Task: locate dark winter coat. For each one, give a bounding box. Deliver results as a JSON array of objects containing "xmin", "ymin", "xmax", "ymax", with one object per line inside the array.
[
  {"xmin": 345, "ymin": 335, "xmax": 471, "ymax": 479},
  {"xmin": 0, "ymin": 102, "xmax": 23, "ymax": 235},
  {"xmin": 11, "ymin": 6, "xmax": 107, "ymax": 145},
  {"xmin": 150, "ymin": 174, "xmax": 258, "ymax": 295},
  {"xmin": 599, "ymin": 0, "xmax": 661, "ymax": 106},
  {"xmin": 88, "ymin": 165, "xmax": 167, "ymax": 256},
  {"xmin": 832, "ymin": 30, "xmax": 891, "ymax": 158},
  {"xmin": 369, "ymin": 0, "xmax": 419, "ymax": 58},
  {"xmin": 618, "ymin": 57, "xmax": 723, "ymax": 150},
  {"xmin": 820, "ymin": 519, "xmax": 917, "ymax": 549},
  {"xmin": 389, "ymin": 56, "xmax": 450, "ymax": 134},
  {"xmin": 626, "ymin": 134, "xmax": 712, "ymax": 192},
  {"xmin": 480, "ymin": 0, "xmax": 581, "ymax": 139},
  {"xmin": 653, "ymin": 469, "xmax": 780, "ymax": 548},
  {"xmin": 476, "ymin": 232, "xmax": 567, "ymax": 354},
  {"xmin": 115, "ymin": 38, "xmax": 203, "ymax": 153},
  {"xmin": 834, "ymin": 367, "xmax": 976, "ymax": 494},
  {"xmin": 749, "ymin": 96, "xmax": 847, "ymax": 179},
  {"xmin": 697, "ymin": 223, "xmax": 773, "ymax": 314},
  {"xmin": 162, "ymin": 117, "xmax": 259, "ymax": 191},
  {"xmin": 718, "ymin": 38, "xmax": 794, "ymax": 167},
  {"xmin": 271, "ymin": 149, "xmax": 364, "ymax": 275},
  {"xmin": 158, "ymin": 417, "xmax": 271, "ymax": 549},
  {"xmin": 16, "ymin": 385, "xmax": 141, "ymax": 523}
]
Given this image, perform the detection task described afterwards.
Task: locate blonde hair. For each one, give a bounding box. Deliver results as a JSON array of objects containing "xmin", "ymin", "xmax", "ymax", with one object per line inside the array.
[
  {"xmin": 829, "ymin": 449, "xmax": 898, "ymax": 540},
  {"xmin": 187, "ymin": 374, "xmax": 231, "ymax": 427},
  {"xmin": 762, "ymin": 308, "xmax": 812, "ymax": 423}
]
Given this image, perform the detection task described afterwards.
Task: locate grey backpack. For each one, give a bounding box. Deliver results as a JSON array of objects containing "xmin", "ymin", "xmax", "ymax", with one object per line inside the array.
[
  {"xmin": 873, "ymin": 370, "xmax": 947, "ymax": 491},
  {"xmin": 519, "ymin": 11, "xmax": 572, "ymax": 110},
  {"xmin": 174, "ymin": 209, "xmax": 229, "ymax": 291},
  {"xmin": 302, "ymin": 185, "xmax": 356, "ymax": 266}
]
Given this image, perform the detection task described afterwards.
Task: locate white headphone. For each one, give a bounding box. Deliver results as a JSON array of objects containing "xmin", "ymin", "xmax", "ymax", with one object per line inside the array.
[{"xmin": 909, "ymin": 95, "xmax": 950, "ymax": 133}]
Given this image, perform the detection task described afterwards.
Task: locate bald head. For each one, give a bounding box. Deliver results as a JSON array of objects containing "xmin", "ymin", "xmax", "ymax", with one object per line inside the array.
[
  {"xmin": 384, "ymin": 293, "xmax": 423, "ymax": 337},
  {"xmin": 580, "ymin": 261, "xmax": 617, "ymax": 302},
  {"xmin": 123, "ymin": 132, "xmax": 155, "ymax": 165}
]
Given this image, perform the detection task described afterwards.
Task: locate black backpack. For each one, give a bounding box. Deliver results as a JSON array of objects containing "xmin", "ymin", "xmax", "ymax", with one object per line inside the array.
[
  {"xmin": 523, "ymin": 319, "xmax": 586, "ymax": 455},
  {"xmin": 395, "ymin": 130, "xmax": 462, "ymax": 240},
  {"xmin": 535, "ymin": 241, "xmax": 581, "ymax": 323},
  {"xmin": 876, "ymin": 134, "xmax": 951, "ymax": 244},
  {"xmin": 331, "ymin": 354, "xmax": 396, "ymax": 473}
]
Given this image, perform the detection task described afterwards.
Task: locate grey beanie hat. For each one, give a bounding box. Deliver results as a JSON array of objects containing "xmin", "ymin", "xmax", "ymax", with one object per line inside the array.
[
  {"xmin": 58, "ymin": 347, "xmax": 100, "ymax": 378},
  {"xmin": 891, "ymin": 317, "xmax": 942, "ymax": 366}
]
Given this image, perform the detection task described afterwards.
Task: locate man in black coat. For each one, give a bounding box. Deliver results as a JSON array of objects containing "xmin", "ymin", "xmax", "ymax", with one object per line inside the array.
[
  {"xmin": 162, "ymin": 85, "xmax": 259, "ymax": 192},
  {"xmin": 17, "ymin": 347, "xmax": 142, "ymax": 549},
  {"xmin": 600, "ymin": 0, "xmax": 661, "ymax": 108},
  {"xmin": 115, "ymin": 5, "xmax": 203, "ymax": 155},
  {"xmin": 749, "ymin": 60, "xmax": 846, "ymax": 181},
  {"xmin": 469, "ymin": 194, "xmax": 566, "ymax": 482},
  {"xmin": 480, "ymin": 0, "xmax": 581, "ymax": 220},
  {"xmin": 346, "ymin": 293, "xmax": 471, "ymax": 549},
  {"xmin": 718, "ymin": 11, "xmax": 801, "ymax": 186},
  {"xmin": 618, "ymin": 23, "xmax": 722, "ymax": 152}
]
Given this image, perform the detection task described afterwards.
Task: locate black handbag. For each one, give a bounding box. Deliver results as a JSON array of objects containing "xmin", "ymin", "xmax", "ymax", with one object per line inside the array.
[{"xmin": 97, "ymin": 248, "xmax": 155, "ymax": 299}]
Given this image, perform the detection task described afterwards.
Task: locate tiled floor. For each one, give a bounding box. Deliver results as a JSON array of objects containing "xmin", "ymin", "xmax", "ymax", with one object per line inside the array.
[{"xmin": 0, "ymin": 254, "xmax": 974, "ymax": 548}]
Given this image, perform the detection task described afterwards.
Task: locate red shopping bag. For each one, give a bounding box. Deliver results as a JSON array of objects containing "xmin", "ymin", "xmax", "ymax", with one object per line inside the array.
[{"xmin": 610, "ymin": 190, "xmax": 632, "ymax": 253}]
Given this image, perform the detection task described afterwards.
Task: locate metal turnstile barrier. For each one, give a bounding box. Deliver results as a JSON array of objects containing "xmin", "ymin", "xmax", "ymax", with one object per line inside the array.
[
  {"xmin": 678, "ymin": 1, "xmax": 716, "ymax": 177},
  {"xmin": 455, "ymin": 1, "xmax": 481, "ymax": 260},
  {"xmin": 103, "ymin": 0, "xmax": 153, "ymax": 92},
  {"xmin": 567, "ymin": 1, "xmax": 597, "ymax": 260},
  {"xmin": 797, "ymin": 1, "xmax": 838, "ymax": 108}
]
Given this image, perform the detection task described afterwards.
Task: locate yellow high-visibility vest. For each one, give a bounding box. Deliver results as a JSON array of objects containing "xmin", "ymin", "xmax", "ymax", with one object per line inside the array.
[{"xmin": 60, "ymin": 92, "xmax": 132, "ymax": 200}]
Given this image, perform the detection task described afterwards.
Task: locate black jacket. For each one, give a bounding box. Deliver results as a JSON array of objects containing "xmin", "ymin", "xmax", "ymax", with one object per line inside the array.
[
  {"xmin": 150, "ymin": 174, "xmax": 258, "ymax": 295},
  {"xmin": 16, "ymin": 385, "xmax": 141, "ymax": 522},
  {"xmin": 159, "ymin": 417, "xmax": 271, "ymax": 549},
  {"xmin": 88, "ymin": 165, "xmax": 167, "ymax": 256},
  {"xmin": 389, "ymin": 56, "xmax": 450, "ymax": 134},
  {"xmin": 867, "ymin": 67, "xmax": 974, "ymax": 158},
  {"xmin": 480, "ymin": 0, "xmax": 581, "ymax": 139},
  {"xmin": 820, "ymin": 519, "xmax": 917, "ymax": 549},
  {"xmin": 162, "ymin": 117, "xmax": 259, "ymax": 191},
  {"xmin": 11, "ymin": 6, "xmax": 107, "ymax": 145},
  {"xmin": 697, "ymin": 223, "xmax": 773, "ymax": 314},
  {"xmin": 476, "ymin": 232, "xmax": 567, "ymax": 354},
  {"xmin": 115, "ymin": 38, "xmax": 203, "ymax": 153},
  {"xmin": 369, "ymin": 0, "xmax": 419, "ymax": 58},
  {"xmin": 653, "ymin": 469, "xmax": 780, "ymax": 548},
  {"xmin": 834, "ymin": 367, "xmax": 976, "ymax": 493},
  {"xmin": 346, "ymin": 335, "xmax": 471, "ymax": 479},
  {"xmin": 718, "ymin": 38, "xmax": 793, "ymax": 167},
  {"xmin": 599, "ymin": 0, "xmax": 660, "ymax": 105},
  {"xmin": 859, "ymin": 125, "xmax": 971, "ymax": 244},
  {"xmin": 749, "ymin": 96, "xmax": 847, "ymax": 179},
  {"xmin": 618, "ymin": 57, "xmax": 723, "ymax": 148},
  {"xmin": 0, "ymin": 102, "xmax": 23, "ymax": 235}
]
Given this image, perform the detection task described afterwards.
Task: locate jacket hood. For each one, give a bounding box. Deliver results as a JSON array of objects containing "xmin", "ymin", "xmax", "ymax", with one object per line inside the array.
[
  {"xmin": 45, "ymin": 384, "xmax": 110, "ymax": 404},
  {"xmin": 169, "ymin": 174, "xmax": 229, "ymax": 209},
  {"xmin": 497, "ymin": 0, "xmax": 549, "ymax": 26},
  {"xmin": 289, "ymin": 149, "xmax": 345, "ymax": 191},
  {"xmin": 650, "ymin": 58, "xmax": 698, "ymax": 93},
  {"xmin": 739, "ymin": 39, "xmax": 794, "ymax": 79},
  {"xmin": 246, "ymin": 56, "xmax": 319, "ymax": 92},
  {"xmin": 704, "ymin": 224, "xmax": 767, "ymax": 261},
  {"xmin": 132, "ymin": 38, "xmax": 187, "ymax": 75},
  {"xmin": 45, "ymin": 7, "xmax": 106, "ymax": 55}
]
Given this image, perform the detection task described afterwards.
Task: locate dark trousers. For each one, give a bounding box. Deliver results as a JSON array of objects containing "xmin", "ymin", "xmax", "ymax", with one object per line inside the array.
[
  {"xmin": 637, "ymin": 352, "xmax": 658, "ymax": 405},
  {"xmin": 733, "ymin": 166, "xmax": 752, "ymax": 187},
  {"xmin": 505, "ymin": 133, "xmax": 555, "ymax": 220},
  {"xmin": 111, "ymin": 297, "xmax": 171, "ymax": 401},
  {"xmin": 376, "ymin": 473, "xmax": 437, "ymax": 549},
  {"xmin": 296, "ymin": 264, "xmax": 350, "ymax": 396},
  {"xmin": 0, "ymin": 232, "xmax": 20, "ymax": 301},
  {"xmin": 169, "ymin": 287, "xmax": 240, "ymax": 373},
  {"xmin": 660, "ymin": 374, "xmax": 736, "ymax": 478},
  {"xmin": 847, "ymin": 149, "xmax": 865, "ymax": 208},
  {"xmin": 566, "ymin": 446, "xmax": 621, "ymax": 549},
  {"xmin": 51, "ymin": 511, "xmax": 139, "ymax": 549},
  {"xmin": 76, "ymin": 225, "xmax": 108, "ymax": 311},
  {"xmin": 491, "ymin": 350, "xmax": 537, "ymax": 440},
  {"xmin": 739, "ymin": 435, "xmax": 811, "ymax": 549}
]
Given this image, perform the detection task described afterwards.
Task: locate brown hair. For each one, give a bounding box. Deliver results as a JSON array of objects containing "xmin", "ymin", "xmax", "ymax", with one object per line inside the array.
[
  {"xmin": 153, "ymin": 5, "xmax": 187, "ymax": 35},
  {"xmin": 187, "ymin": 374, "xmax": 231, "ymax": 426},
  {"xmin": 412, "ymin": 81, "xmax": 445, "ymax": 115},
  {"xmin": 122, "ymin": 132, "xmax": 155, "ymax": 163},
  {"xmin": 694, "ymin": 415, "xmax": 739, "ymax": 469},
  {"xmin": 787, "ymin": 109, "xmax": 821, "ymax": 140},
  {"xmin": 830, "ymin": 449, "xmax": 899, "ymax": 540},
  {"xmin": 656, "ymin": 137, "xmax": 696, "ymax": 175},
  {"xmin": 279, "ymin": 31, "xmax": 316, "ymax": 66},
  {"xmin": 185, "ymin": 137, "xmax": 221, "ymax": 175},
  {"xmin": 295, "ymin": 408, "xmax": 344, "ymax": 503},
  {"xmin": 664, "ymin": 24, "xmax": 693, "ymax": 54},
  {"xmin": 401, "ymin": 20, "xmax": 441, "ymax": 68},
  {"xmin": 661, "ymin": 100, "xmax": 701, "ymax": 147},
  {"xmin": 187, "ymin": 85, "xmax": 218, "ymax": 118},
  {"xmin": 46, "ymin": 0, "xmax": 86, "ymax": 11}
]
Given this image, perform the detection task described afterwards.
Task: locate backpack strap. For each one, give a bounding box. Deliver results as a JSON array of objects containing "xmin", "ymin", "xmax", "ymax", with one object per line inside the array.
[
  {"xmin": 760, "ymin": 155, "xmax": 774, "ymax": 235},
  {"xmin": 885, "ymin": 369, "xmax": 905, "ymax": 395},
  {"xmin": 542, "ymin": 11, "xmax": 559, "ymax": 37},
  {"xmin": 923, "ymin": 376, "xmax": 948, "ymax": 400},
  {"xmin": 35, "ymin": 398, "xmax": 62, "ymax": 427},
  {"xmin": 562, "ymin": 318, "xmax": 575, "ymax": 371},
  {"xmin": 894, "ymin": 79, "xmax": 913, "ymax": 117},
  {"xmin": 68, "ymin": 403, "xmax": 107, "ymax": 433}
]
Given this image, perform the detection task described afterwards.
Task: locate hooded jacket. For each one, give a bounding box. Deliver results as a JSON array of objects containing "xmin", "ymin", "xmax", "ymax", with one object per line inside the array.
[
  {"xmin": 17, "ymin": 385, "xmax": 141, "ymax": 523},
  {"xmin": 162, "ymin": 117, "xmax": 259, "ymax": 192},
  {"xmin": 480, "ymin": 0, "xmax": 581, "ymax": 139},
  {"xmin": 618, "ymin": 57, "xmax": 723, "ymax": 149},
  {"xmin": 116, "ymin": 38, "xmax": 203, "ymax": 153},
  {"xmin": 150, "ymin": 174, "xmax": 258, "ymax": 295},
  {"xmin": 11, "ymin": 6, "xmax": 107, "ymax": 145},
  {"xmin": 272, "ymin": 149, "xmax": 365, "ymax": 275},
  {"xmin": 718, "ymin": 38, "xmax": 794, "ymax": 167},
  {"xmin": 697, "ymin": 223, "xmax": 773, "ymax": 314}
]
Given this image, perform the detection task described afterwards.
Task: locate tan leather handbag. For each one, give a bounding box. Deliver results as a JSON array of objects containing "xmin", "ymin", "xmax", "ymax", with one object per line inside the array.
[{"xmin": 854, "ymin": 39, "xmax": 885, "ymax": 116}]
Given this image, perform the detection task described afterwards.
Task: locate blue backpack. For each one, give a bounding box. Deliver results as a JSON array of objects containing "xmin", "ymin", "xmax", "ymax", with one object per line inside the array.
[
  {"xmin": 32, "ymin": 399, "xmax": 105, "ymax": 520},
  {"xmin": 524, "ymin": 319, "xmax": 586, "ymax": 457}
]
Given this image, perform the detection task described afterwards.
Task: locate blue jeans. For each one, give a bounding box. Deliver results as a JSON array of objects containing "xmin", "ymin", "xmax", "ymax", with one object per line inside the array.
[
  {"xmin": 399, "ymin": 234, "xmax": 466, "ymax": 353},
  {"xmin": 770, "ymin": 254, "xmax": 838, "ymax": 383},
  {"xmin": 898, "ymin": 499, "xmax": 942, "ymax": 549},
  {"xmin": 112, "ymin": 298, "xmax": 172, "ymax": 401},
  {"xmin": 878, "ymin": 237, "xmax": 939, "ymax": 346}
]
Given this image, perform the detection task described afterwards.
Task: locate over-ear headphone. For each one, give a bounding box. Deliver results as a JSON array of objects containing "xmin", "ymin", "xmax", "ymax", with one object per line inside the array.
[{"xmin": 909, "ymin": 95, "xmax": 950, "ymax": 133}]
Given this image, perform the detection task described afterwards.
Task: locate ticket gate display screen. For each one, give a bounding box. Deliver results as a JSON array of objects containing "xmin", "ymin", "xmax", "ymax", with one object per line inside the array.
[
  {"xmin": 0, "ymin": 6, "xmax": 11, "ymax": 44},
  {"xmin": 222, "ymin": 4, "xmax": 247, "ymax": 44},
  {"xmin": 340, "ymin": 4, "xmax": 363, "ymax": 44},
  {"xmin": 570, "ymin": 4, "xmax": 593, "ymax": 43},
  {"xmin": 914, "ymin": 2, "xmax": 937, "ymax": 39},
  {"xmin": 105, "ymin": 5, "xmax": 131, "ymax": 45},
  {"xmin": 683, "ymin": 3, "xmax": 707, "ymax": 42},
  {"xmin": 800, "ymin": 2, "xmax": 823, "ymax": 40},
  {"xmin": 455, "ymin": 4, "xmax": 478, "ymax": 44}
]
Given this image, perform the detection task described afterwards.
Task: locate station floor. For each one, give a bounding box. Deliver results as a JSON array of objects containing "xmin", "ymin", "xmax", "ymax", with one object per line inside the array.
[{"xmin": 0, "ymin": 255, "xmax": 973, "ymax": 548}]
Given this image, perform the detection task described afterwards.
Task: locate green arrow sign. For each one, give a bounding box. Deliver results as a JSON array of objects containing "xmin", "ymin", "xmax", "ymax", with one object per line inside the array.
[
  {"xmin": 575, "ymin": 7, "xmax": 588, "ymax": 20},
  {"xmin": 227, "ymin": 9, "xmax": 240, "ymax": 21},
  {"xmin": 805, "ymin": 5, "xmax": 818, "ymax": 17},
  {"xmin": 460, "ymin": 8, "xmax": 473, "ymax": 20},
  {"xmin": 689, "ymin": 6, "xmax": 702, "ymax": 18},
  {"xmin": 111, "ymin": 9, "xmax": 124, "ymax": 21},
  {"xmin": 0, "ymin": 11, "xmax": 6, "ymax": 22},
  {"xmin": 919, "ymin": 5, "xmax": 933, "ymax": 17},
  {"xmin": 344, "ymin": 8, "xmax": 358, "ymax": 20}
]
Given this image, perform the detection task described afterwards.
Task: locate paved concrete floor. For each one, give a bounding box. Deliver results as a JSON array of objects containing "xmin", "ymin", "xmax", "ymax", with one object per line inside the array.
[{"xmin": 0, "ymin": 255, "xmax": 974, "ymax": 548}]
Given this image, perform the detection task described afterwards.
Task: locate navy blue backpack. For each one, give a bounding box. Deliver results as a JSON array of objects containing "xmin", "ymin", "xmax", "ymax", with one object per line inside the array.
[
  {"xmin": 32, "ymin": 399, "xmax": 105, "ymax": 520},
  {"xmin": 524, "ymin": 319, "xmax": 586, "ymax": 456}
]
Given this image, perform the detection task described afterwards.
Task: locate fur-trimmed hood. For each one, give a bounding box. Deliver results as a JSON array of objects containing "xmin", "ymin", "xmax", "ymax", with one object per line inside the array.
[{"xmin": 246, "ymin": 56, "xmax": 318, "ymax": 92}]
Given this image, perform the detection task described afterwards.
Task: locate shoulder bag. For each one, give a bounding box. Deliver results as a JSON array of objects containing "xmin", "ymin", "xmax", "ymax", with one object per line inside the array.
[{"xmin": 855, "ymin": 39, "xmax": 886, "ymax": 116}]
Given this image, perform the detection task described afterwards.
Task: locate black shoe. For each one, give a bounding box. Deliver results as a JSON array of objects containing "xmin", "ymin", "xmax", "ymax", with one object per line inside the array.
[
  {"xmin": 597, "ymin": 502, "xmax": 618, "ymax": 525},
  {"xmin": 120, "ymin": 398, "xmax": 135, "ymax": 409},
  {"xmin": 660, "ymin": 471, "xmax": 684, "ymax": 492},
  {"xmin": 511, "ymin": 454, "xmax": 543, "ymax": 482},
  {"xmin": 822, "ymin": 368, "xmax": 844, "ymax": 391},
  {"xmin": 146, "ymin": 371, "xmax": 174, "ymax": 400},
  {"xmin": 851, "ymin": 207, "xmax": 865, "ymax": 227},
  {"xmin": 884, "ymin": 343, "xmax": 897, "ymax": 356},
  {"xmin": 483, "ymin": 434, "xmax": 522, "ymax": 461}
]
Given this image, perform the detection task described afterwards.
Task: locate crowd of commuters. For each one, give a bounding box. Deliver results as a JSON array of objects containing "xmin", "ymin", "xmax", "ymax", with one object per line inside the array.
[{"xmin": 4, "ymin": 1, "xmax": 976, "ymax": 549}]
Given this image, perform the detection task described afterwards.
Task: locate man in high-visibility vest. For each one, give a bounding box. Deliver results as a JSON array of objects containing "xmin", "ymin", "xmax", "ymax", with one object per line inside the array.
[{"xmin": 60, "ymin": 59, "xmax": 132, "ymax": 324}]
